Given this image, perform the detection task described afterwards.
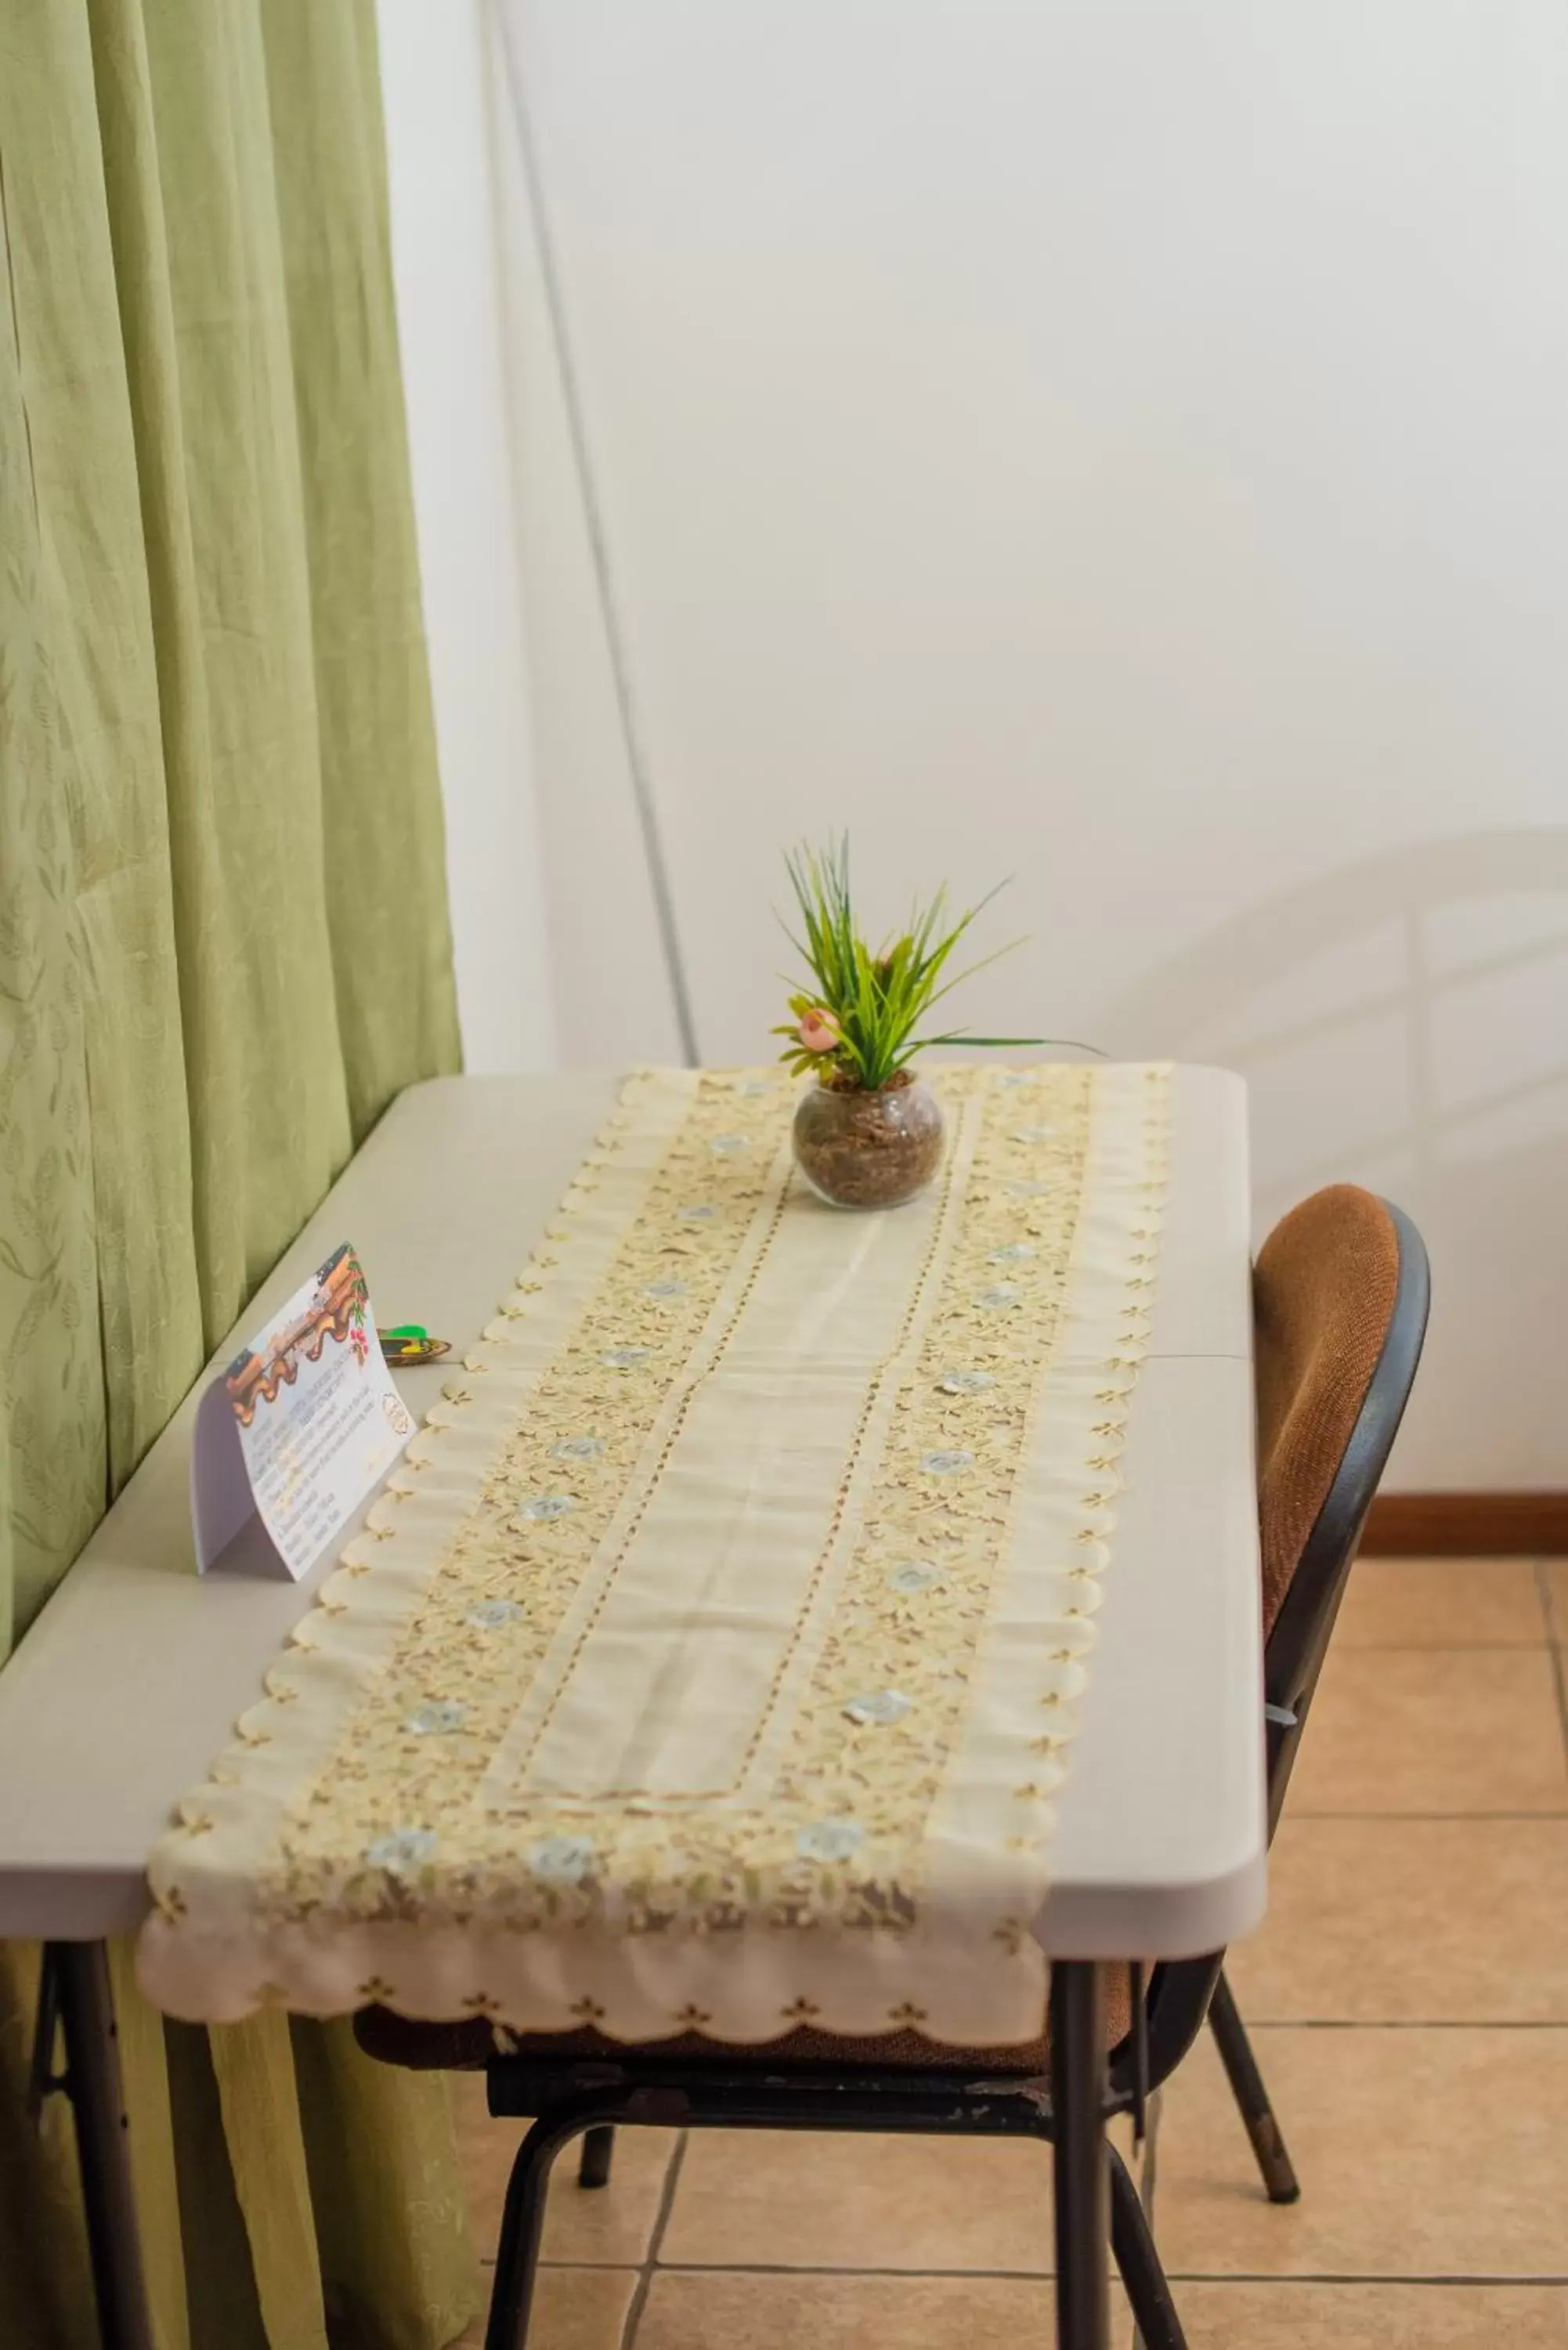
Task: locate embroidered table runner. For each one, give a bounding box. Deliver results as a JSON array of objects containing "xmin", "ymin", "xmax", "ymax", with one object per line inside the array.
[{"xmin": 139, "ymin": 1062, "xmax": 1171, "ymax": 2044}]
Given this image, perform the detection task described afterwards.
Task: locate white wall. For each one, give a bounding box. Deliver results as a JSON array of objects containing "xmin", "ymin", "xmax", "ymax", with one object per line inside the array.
[
  {"xmin": 488, "ymin": 0, "xmax": 1568, "ymax": 1488},
  {"xmin": 483, "ymin": 0, "xmax": 688, "ymax": 1065},
  {"xmin": 376, "ymin": 0, "xmax": 558, "ymax": 1071}
]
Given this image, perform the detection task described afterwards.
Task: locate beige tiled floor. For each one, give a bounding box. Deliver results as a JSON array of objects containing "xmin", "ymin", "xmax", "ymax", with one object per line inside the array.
[{"xmin": 450, "ymin": 1559, "xmax": 1568, "ymax": 2347}]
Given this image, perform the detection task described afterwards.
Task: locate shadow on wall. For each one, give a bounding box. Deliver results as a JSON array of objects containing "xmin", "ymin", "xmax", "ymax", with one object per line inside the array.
[{"xmin": 1099, "ymin": 830, "xmax": 1568, "ymax": 1491}]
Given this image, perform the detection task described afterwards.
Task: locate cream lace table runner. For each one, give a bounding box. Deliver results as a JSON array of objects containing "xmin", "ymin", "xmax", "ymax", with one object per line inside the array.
[{"xmin": 139, "ymin": 1062, "xmax": 1171, "ymax": 2043}]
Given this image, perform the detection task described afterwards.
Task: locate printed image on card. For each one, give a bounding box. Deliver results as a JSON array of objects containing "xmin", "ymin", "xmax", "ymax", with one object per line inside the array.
[{"xmin": 219, "ymin": 1245, "xmax": 414, "ymax": 1578}]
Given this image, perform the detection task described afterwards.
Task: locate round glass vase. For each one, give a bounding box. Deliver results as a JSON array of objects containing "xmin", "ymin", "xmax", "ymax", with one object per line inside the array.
[{"xmin": 792, "ymin": 1072, "xmax": 945, "ymax": 1209}]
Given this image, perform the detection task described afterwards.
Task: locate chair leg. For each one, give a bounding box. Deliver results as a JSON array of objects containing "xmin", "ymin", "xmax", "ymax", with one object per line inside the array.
[
  {"xmin": 53, "ymin": 1943, "xmax": 157, "ymax": 2350},
  {"xmin": 485, "ymin": 2113, "xmax": 580, "ymax": 2350},
  {"xmin": 576, "ymin": 2123, "xmax": 615, "ymax": 2189},
  {"xmin": 1206, "ymin": 1969, "xmax": 1301, "ymax": 2204},
  {"xmin": 1107, "ymin": 2145, "xmax": 1187, "ymax": 2350}
]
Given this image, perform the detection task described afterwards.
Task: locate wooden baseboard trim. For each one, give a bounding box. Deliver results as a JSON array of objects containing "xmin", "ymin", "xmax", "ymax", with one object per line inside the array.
[{"xmin": 1363, "ymin": 1492, "xmax": 1568, "ymax": 1556}]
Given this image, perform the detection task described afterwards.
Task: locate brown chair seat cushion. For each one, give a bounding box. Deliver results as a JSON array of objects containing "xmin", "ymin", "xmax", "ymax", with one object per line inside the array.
[{"xmin": 354, "ymin": 1966, "xmax": 1133, "ymax": 2077}]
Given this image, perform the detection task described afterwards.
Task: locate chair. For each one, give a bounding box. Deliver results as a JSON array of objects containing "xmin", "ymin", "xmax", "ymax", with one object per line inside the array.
[
  {"xmin": 1205, "ymin": 1182, "xmax": 1432, "ymax": 2202},
  {"xmin": 356, "ymin": 1183, "xmax": 1429, "ymax": 2350}
]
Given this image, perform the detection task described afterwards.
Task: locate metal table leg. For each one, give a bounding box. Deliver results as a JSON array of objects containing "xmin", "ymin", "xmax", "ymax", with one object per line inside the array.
[
  {"xmin": 49, "ymin": 1941, "xmax": 157, "ymax": 2350},
  {"xmin": 1049, "ymin": 1959, "xmax": 1109, "ymax": 2350}
]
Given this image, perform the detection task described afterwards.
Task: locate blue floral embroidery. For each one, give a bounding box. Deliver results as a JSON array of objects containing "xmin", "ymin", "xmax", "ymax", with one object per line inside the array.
[
  {"xmin": 842, "ymin": 1690, "xmax": 913, "ymax": 1726},
  {"xmin": 988, "ymin": 1242, "xmax": 1035, "ymax": 1264},
  {"xmin": 516, "ymin": 1493, "xmax": 576, "ymax": 1522},
  {"xmin": 921, "ymin": 1448, "xmax": 974, "ymax": 1475},
  {"xmin": 796, "ymin": 1819, "xmax": 864, "ymax": 1864},
  {"xmin": 406, "ymin": 1701, "xmax": 466, "ymax": 1737},
  {"xmin": 710, "ymin": 1133, "xmax": 751, "ymax": 1155},
  {"xmin": 935, "ymin": 1369, "xmax": 994, "ymax": 1396},
  {"xmin": 529, "ymin": 1834, "xmax": 596, "ymax": 1885},
  {"xmin": 367, "ymin": 1828, "xmax": 436, "ymax": 1874},
  {"xmin": 888, "ymin": 1561, "xmax": 946, "ymax": 1594},
  {"xmin": 552, "ymin": 1436, "xmax": 604, "ymax": 1462},
  {"xmin": 643, "ymin": 1278, "xmax": 688, "ymax": 1300},
  {"xmin": 601, "ymin": 1347, "xmax": 656, "ymax": 1368},
  {"xmin": 974, "ymin": 1283, "xmax": 1021, "ymax": 1310},
  {"xmin": 467, "ymin": 1599, "xmax": 526, "ymax": 1629}
]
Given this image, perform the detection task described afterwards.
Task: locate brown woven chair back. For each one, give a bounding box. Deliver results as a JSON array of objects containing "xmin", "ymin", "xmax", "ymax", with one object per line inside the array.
[{"xmin": 1253, "ymin": 1183, "xmax": 1403, "ymax": 1640}]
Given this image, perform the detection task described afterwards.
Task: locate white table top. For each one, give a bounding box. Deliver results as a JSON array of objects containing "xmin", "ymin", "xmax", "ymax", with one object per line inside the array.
[{"xmin": 0, "ymin": 1068, "xmax": 1264, "ymax": 1958}]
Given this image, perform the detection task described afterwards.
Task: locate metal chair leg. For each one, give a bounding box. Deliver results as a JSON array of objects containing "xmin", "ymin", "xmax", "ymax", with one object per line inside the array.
[
  {"xmin": 576, "ymin": 2123, "xmax": 615, "ymax": 2189},
  {"xmin": 1107, "ymin": 2144, "xmax": 1187, "ymax": 2350},
  {"xmin": 1049, "ymin": 1959, "xmax": 1111, "ymax": 2349},
  {"xmin": 1206, "ymin": 1969, "xmax": 1301, "ymax": 2204},
  {"xmin": 52, "ymin": 1943, "xmax": 157, "ymax": 2350},
  {"xmin": 485, "ymin": 2110, "xmax": 589, "ymax": 2350}
]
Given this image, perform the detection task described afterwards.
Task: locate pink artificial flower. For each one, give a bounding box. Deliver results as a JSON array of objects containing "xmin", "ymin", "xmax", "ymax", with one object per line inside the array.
[{"xmin": 797, "ymin": 1008, "xmax": 841, "ymax": 1054}]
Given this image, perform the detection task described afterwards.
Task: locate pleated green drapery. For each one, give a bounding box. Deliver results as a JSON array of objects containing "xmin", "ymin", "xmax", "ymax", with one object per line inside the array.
[{"xmin": 0, "ymin": 2, "xmax": 481, "ymax": 2342}]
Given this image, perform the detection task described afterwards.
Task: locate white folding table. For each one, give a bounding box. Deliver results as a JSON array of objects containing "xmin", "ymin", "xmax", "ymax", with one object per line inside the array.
[{"xmin": 0, "ymin": 1068, "xmax": 1264, "ymax": 2350}]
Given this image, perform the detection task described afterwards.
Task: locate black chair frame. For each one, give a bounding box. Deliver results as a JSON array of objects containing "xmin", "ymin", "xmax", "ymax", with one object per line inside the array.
[{"xmin": 475, "ymin": 1200, "xmax": 1430, "ymax": 2350}]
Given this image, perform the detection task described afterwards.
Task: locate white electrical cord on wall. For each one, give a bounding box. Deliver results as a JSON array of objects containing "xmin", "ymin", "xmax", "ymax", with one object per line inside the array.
[{"xmin": 490, "ymin": 0, "xmax": 701, "ymax": 1068}]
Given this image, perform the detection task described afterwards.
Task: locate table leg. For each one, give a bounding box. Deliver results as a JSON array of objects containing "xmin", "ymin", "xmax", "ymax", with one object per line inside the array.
[
  {"xmin": 51, "ymin": 1941, "xmax": 157, "ymax": 2350},
  {"xmin": 1049, "ymin": 1959, "xmax": 1109, "ymax": 2350}
]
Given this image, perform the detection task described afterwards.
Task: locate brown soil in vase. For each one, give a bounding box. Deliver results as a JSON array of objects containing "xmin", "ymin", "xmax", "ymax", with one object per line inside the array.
[{"xmin": 792, "ymin": 1072, "xmax": 945, "ymax": 1209}]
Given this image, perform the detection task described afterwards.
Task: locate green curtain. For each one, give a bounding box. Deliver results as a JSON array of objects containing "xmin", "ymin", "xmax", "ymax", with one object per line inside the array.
[{"xmin": 0, "ymin": 1, "xmax": 480, "ymax": 2342}]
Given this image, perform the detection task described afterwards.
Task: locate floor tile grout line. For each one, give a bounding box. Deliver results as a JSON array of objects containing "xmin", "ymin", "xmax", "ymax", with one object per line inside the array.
[
  {"xmin": 630, "ymin": 2259, "xmax": 1568, "ymax": 2284},
  {"xmin": 620, "ymin": 2128, "xmax": 689, "ymax": 2349},
  {"xmin": 1536, "ymin": 1560, "xmax": 1568, "ymax": 1771},
  {"xmin": 479, "ymin": 2256, "xmax": 645, "ymax": 2273},
  {"xmin": 1162, "ymin": 2272, "xmax": 1568, "ymax": 2287},
  {"xmin": 1292, "ymin": 1810, "xmax": 1568, "ymax": 1820},
  {"xmin": 1223, "ymin": 2018, "xmax": 1568, "ymax": 2031},
  {"xmin": 638, "ymin": 2261, "xmax": 1121, "ymax": 2281}
]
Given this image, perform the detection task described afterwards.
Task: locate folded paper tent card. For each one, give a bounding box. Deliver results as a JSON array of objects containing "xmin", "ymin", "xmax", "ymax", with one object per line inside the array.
[{"xmin": 190, "ymin": 1244, "xmax": 414, "ymax": 1581}]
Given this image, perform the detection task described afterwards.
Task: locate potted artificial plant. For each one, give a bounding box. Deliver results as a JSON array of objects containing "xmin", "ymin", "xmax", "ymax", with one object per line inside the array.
[{"xmin": 775, "ymin": 838, "xmax": 1043, "ymax": 1209}]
